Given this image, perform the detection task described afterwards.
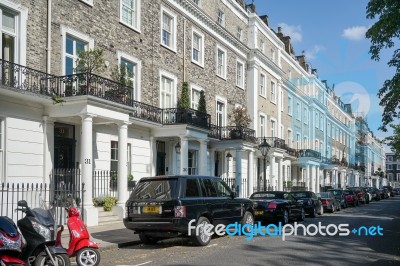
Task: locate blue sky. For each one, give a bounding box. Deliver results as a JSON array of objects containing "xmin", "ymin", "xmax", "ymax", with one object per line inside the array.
[{"xmin": 252, "ymin": 0, "xmax": 395, "ymax": 141}]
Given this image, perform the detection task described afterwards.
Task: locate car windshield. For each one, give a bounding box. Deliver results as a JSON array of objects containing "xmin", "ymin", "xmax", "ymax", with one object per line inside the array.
[
  {"xmin": 329, "ymin": 190, "xmax": 342, "ymax": 196},
  {"xmin": 129, "ymin": 178, "xmax": 178, "ymax": 200},
  {"xmin": 319, "ymin": 192, "xmax": 331, "ymax": 198},
  {"xmin": 250, "ymin": 192, "xmax": 285, "ymax": 199},
  {"xmin": 291, "ymin": 192, "xmax": 310, "ymax": 198},
  {"xmin": 343, "ymin": 190, "xmax": 354, "ymax": 195}
]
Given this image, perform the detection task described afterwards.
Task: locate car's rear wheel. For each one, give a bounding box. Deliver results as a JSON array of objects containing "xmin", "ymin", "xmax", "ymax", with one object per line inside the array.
[
  {"xmin": 281, "ymin": 209, "xmax": 289, "ymax": 225},
  {"xmin": 318, "ymin": 205, "xmax": 323, "ymax": 215},
  {"xmin": 310, "ymin": 206, "xmax": 317, "ymax": 218},
  {"xmin": 191, "ymin": 217, "xmax": 212, "ymax": 246},
  {"xmin": 298, "ymin": 208, "xmax": 305, "ymax": 221},
  {"xmin": 241, "ymin": 211, "xmax": 254, "ymax": 232},
  {"xmin": 139, "ymin": 233, "xmax": 159, "ymax": 245},
  {"xmin": 331, "ymin": 204, "xmax": 335, "ymax": 213}
]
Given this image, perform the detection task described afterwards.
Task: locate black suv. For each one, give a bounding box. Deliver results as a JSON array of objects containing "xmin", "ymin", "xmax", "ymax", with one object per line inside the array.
[{"xmin": 123, "ymin": 175, "xmax": 254, "ymax": 246}]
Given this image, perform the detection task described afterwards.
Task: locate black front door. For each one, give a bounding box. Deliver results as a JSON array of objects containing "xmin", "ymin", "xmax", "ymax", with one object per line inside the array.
[
  {"xmin": 54, "ymin": 123, "xmax": 76, "ymax": 169},
  {"xmin": 157, "ymin": 152, "xmax": 166, "ymax": 176}
]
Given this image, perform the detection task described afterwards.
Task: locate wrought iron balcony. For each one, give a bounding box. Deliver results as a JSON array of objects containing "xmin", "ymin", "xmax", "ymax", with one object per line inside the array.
[
  {"xmin": 255, "ymin": 137, "xmax": 286, "ymax": 149},
  {"xmin": 0, "ymin": 59, "xmax": 56, "ymax": 96},
  {"xmin": 208, "ymin": 125, "xmax": 257, "ymax": 143},
  {"xmin": 162, "ymin": 108, "xmax": 211, "ymax": 129},
  {"xmin": 297, "ymin": 149, "xmax": 321, "ymax": 160}
]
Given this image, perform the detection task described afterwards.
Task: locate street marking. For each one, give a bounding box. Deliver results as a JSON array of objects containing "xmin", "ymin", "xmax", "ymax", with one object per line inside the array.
[
  {"xmin": 117, "ymin": 261, "xmax": 153, "ymax": 266},
  {"xmin": 206, "ymin": 243, "xmax": 218, "ymax": 248}
]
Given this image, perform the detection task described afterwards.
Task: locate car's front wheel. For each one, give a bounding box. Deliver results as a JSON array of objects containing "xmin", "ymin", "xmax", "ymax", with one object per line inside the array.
[
  {"xmin": 310, "ymin": 205, "xmax": 317, "ymax": 218},
  {"xmin": 191, "ymin": 217, "xmax": 212, "ymax": 246}
]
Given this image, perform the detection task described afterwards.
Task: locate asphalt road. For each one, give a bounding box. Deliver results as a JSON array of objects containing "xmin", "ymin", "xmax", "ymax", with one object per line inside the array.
[{"xmin": 99, "ymin": 196, "xmax": 400, "ymax": 266}]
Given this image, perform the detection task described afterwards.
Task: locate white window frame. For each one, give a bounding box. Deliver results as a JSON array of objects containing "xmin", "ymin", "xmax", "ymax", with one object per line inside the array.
[
  {"xmin": 190, "ymin": 84, "xmax": 203, "ymax": 110},
  {"xmin": 191, "ymin": 28, "xmax": 204, "ymax": 67},
  {"xmin": 217, "ymin": 9, "xmax": 225, "ymax": 26},
  {"xmin": 387, "ymin": 156, "xmax": 393, "ymax": 162},
  {"xmin": 270, "ymin": 81, "xmax": 276, "ymax": 103},
  {"xmin": 60, "ymin": 26, "xmax": 94, "ymax": 76},
  {"xmin": 315, "ymin": 140, "xmax": 319, "ymax": 152},
  {"xmin": 296, "ymin": 133, "xmax": 301, "ymax": 149},
  {"xmin": 259, "ymin": 73, "xmax": 266, "ymax": 97},
  {"xmin": 304, "ymin": 136, "xmax": 309, "ymax": 149},
  {"xmin": 270, "ymin": 118, "xmax": 277, "ymax": 138},
  {"xmin": 117, "ymin": 51, "xmax": 142, "ymax": 101},
  {"xmin": 260, "ymin": 114, "xmax": 266, "ymax": 138},
  {"xmin": 216, "ymin": 45, "xmax": 227, "ymax": 79},
  {"xmin": 288, "ymin": 96, "xmax": 293, "ymax": 116},
  {"xmin": 79, "ymin": 0, "xmax": 93, "ymax": 6},
  {"xmin": 315, "ymin": 112, "xmax": 319, "ymax": 129},
  {"xmin": 236, "ymin": 58, "xmax": 245, "ymax": 89},
  {"xmin": 327, "ymin": 123, "xmax": 331, "ymax": 137},
  {"xmin": 397, "ymin": 173, "xmax": 400, "ymax": 181},
  {"xmin": 119, "ymin": 0, "xmax": 141, "ymax": 32},
  {"xmin": 160, "ymin": 6, "xmax": 177, "ymax": 52},
  {"xmin": 216, "ymin": 96, "xmax": 227, "ymax": 127},
  {"xmin": 296, "ymin": 102, "xmax": 301, "ymax": 121},
  {"xmin": 259, "ymin": 39, "xmax": 264, "ymax": 53},
  {"xmin": 303, "ymin": 107, "xmax": 308, "ymax": 124},
  {"xmin": 0, "ymin": 2, "xmax": 28, "ymax": 65},
  {"xmin": 388, "ymin": 173, "xmax": 393, "ymax": 181},
  {"xmin": 159, "ymin": 69, "xmax": 177, "ymax": 109},
  {"xmin": 287, "ymin": 128, "xmax": 293, "ymax": 148},
  {"xmin": 237, "ymin": 26, "xmax": 242, "ymax": 41}
]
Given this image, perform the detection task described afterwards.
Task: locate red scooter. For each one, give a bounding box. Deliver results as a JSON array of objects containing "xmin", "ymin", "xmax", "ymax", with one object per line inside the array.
[
  {"xmin": 55, "ymin": 197, "xmax": 100, "ymax": 266},
  {"xmin": 0, "ymin": 216, "xmax": 25, "ymax": 266}
]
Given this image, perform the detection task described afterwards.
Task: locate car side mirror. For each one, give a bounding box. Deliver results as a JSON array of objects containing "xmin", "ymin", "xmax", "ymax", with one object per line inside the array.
[{"xmin": 230, "ymin": 191, "xmax": 236, "ymax": 199}]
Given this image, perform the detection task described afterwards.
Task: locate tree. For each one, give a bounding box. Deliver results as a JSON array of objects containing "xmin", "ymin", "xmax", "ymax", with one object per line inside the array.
[
  {"xmin": 75, "ymin": 48, "xmax": 105, "ymax": 74},
  {"xmin": 177, "ymin": 81, "xmax": 190, "ymax": 109},
  {"xmin": 229, "ymin": 106, "xmax": 252, "ymax": 128},
  {"xmin": 384, "ymin": 124, "xmax": 400, "ymax": 157},
  {"xmin": 365, "ymin": 0, "xmax": 400, "ymax": 131},
  {"xmin": 198, "ymin": 90, "xmax": 207, "ymax": 113},
  {"xmin": 111, "ymin": 64, "xmax": 133, "ymax": 87}
]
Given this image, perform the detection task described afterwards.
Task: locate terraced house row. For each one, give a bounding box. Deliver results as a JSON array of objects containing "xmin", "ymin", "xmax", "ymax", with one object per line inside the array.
[{"xmin": 0, "ymin": 0, "xmax": 386, "ymax": 225}]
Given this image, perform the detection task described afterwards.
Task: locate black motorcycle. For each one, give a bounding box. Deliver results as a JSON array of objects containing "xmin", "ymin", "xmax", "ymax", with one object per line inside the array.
[{"xmin": 16, "ymin": 199, "xmax": 70, "ymax": 266}]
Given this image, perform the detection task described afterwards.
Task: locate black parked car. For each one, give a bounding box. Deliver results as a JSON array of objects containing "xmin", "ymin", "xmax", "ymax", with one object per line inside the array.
[
  {"xmin": 123, "ymin": 175, "xmax": 254, "ymax": 246},
  {"xmin": 291, "ymin": 190, "xmax": 323, "ymax": 217},
  {"xmin": 328, "ymin": 189, "xmax": 347, "ymax": 208},
  {"xmin": 249, "ymin": 191, "xmax": 305, "ymax": 224},
  {"xmin": 319, "ymin": 192, "xmax": 341, "ymax": 213}
]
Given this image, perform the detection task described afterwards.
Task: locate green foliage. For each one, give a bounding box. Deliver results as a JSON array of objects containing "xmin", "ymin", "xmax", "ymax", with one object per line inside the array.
[
  {"xmin": 111, "ymin": 64, "xmax": 134, "ymax": 87},
  {"xmin": 103, "ymin": 196, "xmax": 117, "ymax": 211},
  {"xmin": 75, "ymin": 48, "xmax": 105, "ymax": 74},
  {"xmin": 198, "ymin": 90, "xmax": 207, "ymax": 113},
  {"xmin": 384, "ymin": 124, "xmax": 400, "ymax": 157},
  {"xmin": 365, "ymin": 0, "xmax": 400, "ymax": 131},
  {"xmin": 92, "ymin": 196, "xmax": 105, "ymax": 207},
  {"xmin": 51, "ymin": 94, "xmax": 65, "ymax": 105},
  {"xmin": 177, "ymin": 82, "xmax": 190, "ymax": 109},
  {"xmin": 228, "ymin": 106, "xmax": 252, "ymax": 128},
  {"xmin": 128, "ymin": 174, "xmax": 134, "ymax": 182},
  {"xmin": 111, "ymin": 172, "xmax": 118, "ymax": 181}
]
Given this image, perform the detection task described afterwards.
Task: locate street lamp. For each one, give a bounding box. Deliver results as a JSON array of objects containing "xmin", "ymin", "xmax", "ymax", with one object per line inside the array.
[
  {"xmin": 258, "ymin": 137, "xmax": 271, "ymax": 191},
  {"xmin": 226, "ymin": 152, "xmax": 232, "ymax": 184},
  {"xmin": 175, "ymin": 141, "xmax": 181, "ymax": 153}
]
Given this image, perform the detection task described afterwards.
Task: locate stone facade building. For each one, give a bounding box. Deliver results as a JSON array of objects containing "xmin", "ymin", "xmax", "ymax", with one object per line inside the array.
[{"xmin": 0, "ymin": 0, "xmax": 386, "ymax": 225}]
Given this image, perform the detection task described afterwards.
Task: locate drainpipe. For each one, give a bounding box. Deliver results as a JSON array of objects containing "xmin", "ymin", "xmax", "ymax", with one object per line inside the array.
[
  {"xmin": 47, "ymin": 0, "xmax": 52, "ymax": 74},
  {"xmin": 183, "ymin": 19, "xmax": 186, "ymax": 82}
]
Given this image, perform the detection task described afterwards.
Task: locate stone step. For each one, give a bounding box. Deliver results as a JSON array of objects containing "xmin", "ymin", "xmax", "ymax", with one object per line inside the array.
[{"xmin": 97, "ymin": 207, "xmax": 120, "ymax": 225}]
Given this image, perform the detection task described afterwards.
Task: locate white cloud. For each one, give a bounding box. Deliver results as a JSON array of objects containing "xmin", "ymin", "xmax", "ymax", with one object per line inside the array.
[
  {"xmin": 278, "ymin": 23, "xmax": 302, "ymax": 42},
  {"xmin": 304, "ymin": 45, "xmax": 325, "ymax": 60},
  {"xmin": 342, "ymin": 26, "xmax": 368, "ymax": 41}
]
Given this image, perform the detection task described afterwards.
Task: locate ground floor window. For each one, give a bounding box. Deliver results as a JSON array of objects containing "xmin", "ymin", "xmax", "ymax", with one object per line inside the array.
[{"xmin": 188, "ymin": 150, "xmax": 197, "ymax": 175}]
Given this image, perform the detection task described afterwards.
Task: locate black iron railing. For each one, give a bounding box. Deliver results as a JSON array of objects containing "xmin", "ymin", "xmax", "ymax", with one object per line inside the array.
[
  {"xmin": 163, "ymin": 108, "xmax": 211, "ymax": 129},
  {"xmin": 297, "ymin": 149, "xmax": 321, "ymax": 160},
  {"xmin": 208, "ymin": 125, "xmax": 257, "ymax": 143},
  {"xmin": 0, "ymin": 59, "xmax": 57, "ymax": 95},
  {"xmin": 256, "ymin": 137, "xmax": 286, "ymax": 149},
  {"xmin": 92, "ymin": 170, "xmax": 135, "ymax": 199}
]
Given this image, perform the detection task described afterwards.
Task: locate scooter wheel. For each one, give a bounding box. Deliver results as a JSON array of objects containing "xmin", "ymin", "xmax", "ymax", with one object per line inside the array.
[
  {"xmin": 76, "ymin": 248, "xmax": 100, "ymax": 266},
  {"xmin": 35, "ymin": 252, "xmax": 71, "ymax": 266}
]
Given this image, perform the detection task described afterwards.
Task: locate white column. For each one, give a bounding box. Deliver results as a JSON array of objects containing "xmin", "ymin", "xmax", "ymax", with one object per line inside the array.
[
  {"xmin": 248, "ymin": 150, "xmax": 254, "ymax": 196},
  {"xmin": 236, "ymin": 149, "xmax": 242, "ymax": 197},
  {"xmin": 306, "ymin": 165, "xmax": 310, "ymax": 190},
  {"xmin": 80, "ymin": 114, "xmax": 98, "ymax": 226},
  {"xmin": 180, "ymin": 136, "xmax": 189, "ymax": 175},
  {"xmin": 334, "ymin": 169, "xmax": 338, "ymax": 188},
  {"xmin": 210, "ymin": 149, "xmax": 216, "ymax": 176},
  {"xmin": 117, "ymin": 122, "xmax": 128, "ymax": 206},
  {"xmin": 316, "ymin": 167, "xmax": 320, "ymax": 192},
  {"xmin": 150, "ymin": 137, "xmax": 157, "ymax": 176},
  {"xmin": 198, "ymin": 139, "xmax": 208, "ymax": 175},
  {"xmin": 269, "ymin": 155, "xmax": 275, "ymax": 189},
  {"xmin": 42, "ymin": 116, "xmax": 54, "ymax": 183},
  {"xmin": 278, "ymin": 158, "xmax": 283, "ymax": 191}
]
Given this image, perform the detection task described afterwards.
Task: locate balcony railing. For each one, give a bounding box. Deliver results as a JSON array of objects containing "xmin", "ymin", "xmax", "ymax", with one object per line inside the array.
[
  {"xmin": 0, "ymin": 59, "xmax": 56, "ymax": 96},
  {"xmin": 256, "ymin": 137, "xmax": 286, "ymax": 149},
  {"xmin": 297, "ymin": 149, "xmax": 321, "ymax": 160},
  {"xmin": 208, "ymin": 126, "xmax": 257, "ymax": 143},
  {"xmin": 163, "ymin": 108, "xmax": 211, "ymax": 129}
]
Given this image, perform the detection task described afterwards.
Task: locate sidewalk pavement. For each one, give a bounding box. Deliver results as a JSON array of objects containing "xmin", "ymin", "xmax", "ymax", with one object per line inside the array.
[{"xmin": 61, "ymin": 221, "xmax": 141, "ymax": 251}]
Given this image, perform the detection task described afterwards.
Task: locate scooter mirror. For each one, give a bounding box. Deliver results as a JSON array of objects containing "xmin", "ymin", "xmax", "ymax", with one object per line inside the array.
[{"xmin": 17, "ymin": 200, "xmax": 28, "ymax": 207}]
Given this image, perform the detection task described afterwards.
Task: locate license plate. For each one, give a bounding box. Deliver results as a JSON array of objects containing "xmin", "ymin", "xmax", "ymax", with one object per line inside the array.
[
  {"xmin": 143, "ymin": 206, "xmax": 160, "ymax": 214},
  {"xmin": 255, "ymin": 210, "xmax": 263, "ymax": 215}
]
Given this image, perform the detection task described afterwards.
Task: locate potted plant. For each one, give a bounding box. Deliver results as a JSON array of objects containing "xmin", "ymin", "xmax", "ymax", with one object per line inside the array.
[
  {"xmin": 177, "ymin": 82, "xmax": 191, "ymax": 123},
  {"xmin": 110, "ymin": 172, "xmax": 118, "ymax": 191},
  {"xmin": 127, "ymin": 174, "xmax": 136, "ymax": 189},
  {"xmin": 74, "ymin": 48, "xmax": 105, "ymax": 95},
  {"xmin": 197, "ymin": 90, "xmax": 208, "ymax": 127},
  {"xmin": 228, "ymin": 106, "xmax": 252, "ymax": 139}
]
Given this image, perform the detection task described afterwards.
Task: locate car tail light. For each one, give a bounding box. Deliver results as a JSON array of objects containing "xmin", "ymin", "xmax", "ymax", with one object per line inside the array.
[
  {"xmin": 267, "ymin": 202, "xmax": 277, "ymax": 209},
  {"xmin": 321, "ymin": 199, "xmax": 329, "ymax": 205},
  {"xmin": 174, "ymin": 206, "xmax": 186, "ymax": 218}
]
